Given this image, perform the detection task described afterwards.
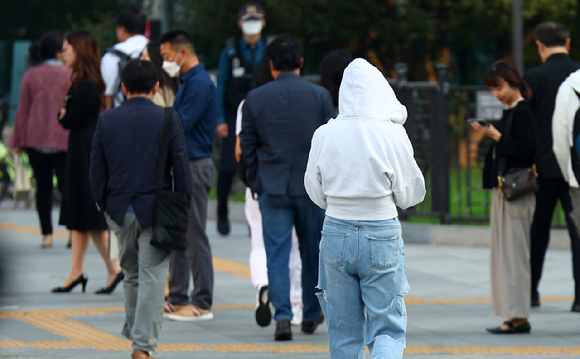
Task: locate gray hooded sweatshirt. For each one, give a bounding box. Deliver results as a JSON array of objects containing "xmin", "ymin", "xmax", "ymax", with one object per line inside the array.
[{"xmin": 304, "ymin": 58, "xmax": 426, "ymax": 220}]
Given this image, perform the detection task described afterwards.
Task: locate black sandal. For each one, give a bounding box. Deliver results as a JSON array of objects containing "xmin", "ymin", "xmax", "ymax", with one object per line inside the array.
[{"xmin": 486, "ymin": 320, "xmax": 531, "ymax": 334}]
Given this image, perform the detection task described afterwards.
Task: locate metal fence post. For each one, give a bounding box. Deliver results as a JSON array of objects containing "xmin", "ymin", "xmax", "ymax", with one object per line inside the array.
[
  {"xmin": 395, "ymin": 63, "xmax": 416, "ymax": 147},
  {"xmin": 430, "ymin": 64, "xmax": 451, "ymax": 223}
]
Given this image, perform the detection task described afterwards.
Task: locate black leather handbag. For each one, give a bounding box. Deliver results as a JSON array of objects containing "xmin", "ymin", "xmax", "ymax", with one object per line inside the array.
[
  {"xmin": 150, "ymin": 108, "xmax": 189, "ymax": 251},
  {"xmin": 497, "ymin": 108, "xmax": 539, "ymax": 202}
]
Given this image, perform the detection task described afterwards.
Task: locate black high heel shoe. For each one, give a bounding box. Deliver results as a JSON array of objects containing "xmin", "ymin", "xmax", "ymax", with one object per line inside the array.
[
  {"xmin": 52, "ymin": 274, "xmax": 88, "ymax": 293},
  {"xmin": 95, "ymin": 272, "xmax": 125, "ymax": 294}
]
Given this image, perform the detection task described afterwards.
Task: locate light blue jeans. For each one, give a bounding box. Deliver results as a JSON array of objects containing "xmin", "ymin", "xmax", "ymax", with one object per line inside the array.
[{"xmin": 317, "ymin": 216, "xmax": 409, "ymax": 359}]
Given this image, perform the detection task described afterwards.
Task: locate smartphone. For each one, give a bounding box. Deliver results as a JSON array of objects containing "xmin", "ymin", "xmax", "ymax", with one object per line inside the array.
[
  {"xmin": 467, "ymin": 118, "xmax": 490, "ymax": 127},
  {"xmin": 63, "ymin": 95, "xmax": 72, "ymax": 108}
]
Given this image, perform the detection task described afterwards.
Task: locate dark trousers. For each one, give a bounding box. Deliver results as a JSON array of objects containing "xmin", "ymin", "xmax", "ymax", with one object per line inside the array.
[
  {"xmin": 258, "ymin": 194, "xmax": 325, "ymax": 321},
  {"xmin": 530, "ymin": 176, "xmax": 580, "ymax": 298},
  {"xmin": 216, "ymin": 110, "xmax": 238, "ymax": 220},
  {"xmin": 26, "ymin": 149, "xmax": 66, "ymax": 235},
  {"xmin": 168, "ymin": 158, "xmax": 215, "ymax": 309}
]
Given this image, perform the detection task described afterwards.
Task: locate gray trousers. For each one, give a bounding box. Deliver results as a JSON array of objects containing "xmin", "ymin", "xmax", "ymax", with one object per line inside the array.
[
  {"xmin": 108, "ymin": 213, "xmax": 170, "ymax": 353},
  {"xmin": 168, "ymin": 157, "xmax": 215, "ymax": 309}
]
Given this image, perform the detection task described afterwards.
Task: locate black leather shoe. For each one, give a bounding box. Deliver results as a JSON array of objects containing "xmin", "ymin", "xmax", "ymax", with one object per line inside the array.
[
  {"xmin": 275, "ymin": 319, "xmax": 292, "ymax": 341},
  {"xmin": 217, "ymin": 216, "xmax": 230, "ymax": 236},
  {"xmin": 95, "ymin": 272, "xmax": 124, "ymax": 294},
  {"xmin": 572, "ymin": 301, "xmax": 580, "ymax": 312},
  {"xmin": 52, "ymin": 274, "xmax": 88, "ymax": 293},
  {"xmin": 255, "ymin": 285, "xmax": 271, "ymax": 327},
  {"xmin": 531, "ymin": 289, "xmax": 540, "ymax": 307},
  {"xmin": 486, "ymin": 320, "xmax": 531, "ymax": 334},
  {"xmin": 301, "ymin": 312, "xmax": 324, "ymax": 334}
]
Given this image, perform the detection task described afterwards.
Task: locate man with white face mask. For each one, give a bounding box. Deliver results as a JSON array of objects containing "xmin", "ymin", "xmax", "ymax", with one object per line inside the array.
[
  {"xmin": 159, "ymin": 29, "xmax": 218, "ymax": 322},
  {"xmin": 215, "ymin": 2, "xmax": 266, "ymax": 236}
]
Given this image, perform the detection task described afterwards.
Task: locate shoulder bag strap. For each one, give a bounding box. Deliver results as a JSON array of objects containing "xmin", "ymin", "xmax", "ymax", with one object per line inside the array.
[{"xmin": 152, "ymin": 108, "xmax": 174, "ymax": 225}]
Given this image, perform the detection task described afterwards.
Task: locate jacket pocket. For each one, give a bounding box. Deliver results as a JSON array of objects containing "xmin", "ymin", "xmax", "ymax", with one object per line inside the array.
[
  {"xmin": 367, "ymin": 233, "xmax": 400, "ymax": 270},
  {"xmin": 321, "ymin": 232, "xmax": 348, "ymax": 267}
]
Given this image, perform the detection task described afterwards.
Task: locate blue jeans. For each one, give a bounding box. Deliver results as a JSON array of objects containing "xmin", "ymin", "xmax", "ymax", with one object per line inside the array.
[
  {"xmin": 259, "ymin": 194, "xmax": 325, "ymax": 321},
  {"xmin": 317, "ymin": 216, "xmax": 409, "ymax": 359}
]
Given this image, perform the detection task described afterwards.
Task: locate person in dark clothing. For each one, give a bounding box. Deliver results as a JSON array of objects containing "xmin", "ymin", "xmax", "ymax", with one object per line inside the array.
[
  {"xmin": 53, "ymin": 30, "xmax": 123, "ymax": 294},
  {"xmin": 472, "ymin": 61, "xmax": 536, "ymax": 334},
  {"xmin": 160, "ymin": 29, "xmax": 217, "ymax": 322},
  {"xmin": 240, "ymin": 35, "xmax": 334, "ymax": 341},
  {"xmin": 214, "ymin": 2, "xmax": 267, "ymax": 235},
  {"xmin": 522, "ymin": 22, "xmax": 580, "ymax": 312},
  {"xmin": 90, "ymin": 59, "xmax": 192, "ymax": 359}
]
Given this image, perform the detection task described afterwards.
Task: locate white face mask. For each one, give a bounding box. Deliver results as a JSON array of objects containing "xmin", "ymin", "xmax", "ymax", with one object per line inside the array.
[
  {"xmin": 242, "ymin": 20, "xmax": 263, "ymax": 36},
  {"xmin": 162, "ymin": 51, "xmax": 184, "ymax": 78}
]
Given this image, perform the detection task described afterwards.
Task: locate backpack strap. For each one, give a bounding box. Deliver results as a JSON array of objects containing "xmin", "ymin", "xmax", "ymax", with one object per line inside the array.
[{"xmin": 105, "ymin": 48, "xmax": 132, "ymax": 105}]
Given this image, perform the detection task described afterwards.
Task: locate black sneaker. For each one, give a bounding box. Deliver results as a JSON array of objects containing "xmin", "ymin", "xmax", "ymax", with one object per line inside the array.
[
  {"xmin": 255, "ymin": 285, "xmax": 271, "ymax": 327},
  {"xmin": 301, "ymin": 312, "xmax": 324, "ymax": 334},
  {"xmin": 275, "ymin": 319, "xmax": 292, "ymax": 341},
  {"xmin": 217, "ymin": 216, "xmax": 230, "ymax": 236},
  {"xmin": 572, "ymin": 300, "xmax": 580, "ymax": 312}
]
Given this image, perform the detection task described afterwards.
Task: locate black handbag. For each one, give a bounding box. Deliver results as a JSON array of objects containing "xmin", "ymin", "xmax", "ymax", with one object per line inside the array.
[
  {"xmin": 150, "ymin": 108, "xmax": 189, "ymax": 251},
  {"xmin": 497, "ymin": 108, "xmax": 539, "ymax": 202}
]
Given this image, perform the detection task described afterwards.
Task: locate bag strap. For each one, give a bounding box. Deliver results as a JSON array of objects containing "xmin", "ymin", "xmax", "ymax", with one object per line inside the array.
[
  {"xmin": 499, "ymin": 189, "xmax": 534, "ymax": 219},
  {"xmin": 497, "ymin": 108, "xmax": 515, "ymax": 176},
  {"xmin": 152, "ymin": 108, "xmax": 173, "ymax": 225}
]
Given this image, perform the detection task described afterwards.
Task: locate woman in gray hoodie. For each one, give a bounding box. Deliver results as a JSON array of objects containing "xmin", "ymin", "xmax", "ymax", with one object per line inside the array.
[{"xmin": 305, "ymin": 58, "xmax": 425, "ymax": 359}]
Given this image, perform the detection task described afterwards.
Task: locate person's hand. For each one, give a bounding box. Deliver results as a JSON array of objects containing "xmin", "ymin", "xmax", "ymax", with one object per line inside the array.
[
  {"xmin": 470, "ymin": 122, "xmax": 502, "ymax": 142},
  {"xmin": 58, "ymin": 108, "xmax": 67, "ymax": 120},
  {"xmin": 216, "ymin": 123, "xmax": 229, "ymax": 138}
]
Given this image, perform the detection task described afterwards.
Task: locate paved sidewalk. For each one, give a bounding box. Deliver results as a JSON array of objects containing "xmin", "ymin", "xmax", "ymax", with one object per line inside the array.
[{"xmin": 0, "ymin": 200, "xmax": 579, "ymax": 358}]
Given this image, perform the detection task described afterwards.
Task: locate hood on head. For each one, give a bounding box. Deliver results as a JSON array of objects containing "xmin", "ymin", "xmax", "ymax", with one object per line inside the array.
[{"xmin": 337, "ymin": 58, "xmax": 407, "ymax": 124}]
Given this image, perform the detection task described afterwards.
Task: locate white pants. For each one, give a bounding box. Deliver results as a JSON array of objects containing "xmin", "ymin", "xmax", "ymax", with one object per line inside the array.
[{"xmin": 245, "ymin": 188, "xmax": 302, "ymax": 305}]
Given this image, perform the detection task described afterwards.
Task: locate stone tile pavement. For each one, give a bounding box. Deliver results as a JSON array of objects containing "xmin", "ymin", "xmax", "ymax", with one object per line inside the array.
[{"xmin": 0, "ymin": 200, "xmax": 579, "ymax": 358}]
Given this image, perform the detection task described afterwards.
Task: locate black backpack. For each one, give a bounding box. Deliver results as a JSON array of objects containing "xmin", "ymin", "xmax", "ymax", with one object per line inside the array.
[{"xmin": 105, "ymin": 48, "xmax": 132, "ymax": 105}]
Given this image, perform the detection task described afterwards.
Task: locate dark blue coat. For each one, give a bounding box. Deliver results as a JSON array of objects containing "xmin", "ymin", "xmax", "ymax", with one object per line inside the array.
[
  {"xmin": 240, "ymin": 72, "xmax": 334, "ymax": 196},
  {"xmin": 90, "ymin": 97, "xmax": 192, "ymax": 228}
]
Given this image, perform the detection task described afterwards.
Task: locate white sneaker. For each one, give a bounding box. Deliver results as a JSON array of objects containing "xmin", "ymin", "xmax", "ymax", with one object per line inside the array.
[
  {"xmin": 166, "ymin": 304, "xmax": 214, "ymax": 322},
  {"xmin": 291, "ymin": 304, "xmax": 302, "ymax": 326}
]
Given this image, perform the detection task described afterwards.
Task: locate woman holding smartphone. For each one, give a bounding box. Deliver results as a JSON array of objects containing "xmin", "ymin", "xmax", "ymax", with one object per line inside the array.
[
  {"xmin": 471, "ymin": 61, "xmax": 536, "ymax": 334},
  {"xmin": 53, "ymin": 30, "xmax": 123, "ymax": 294}
]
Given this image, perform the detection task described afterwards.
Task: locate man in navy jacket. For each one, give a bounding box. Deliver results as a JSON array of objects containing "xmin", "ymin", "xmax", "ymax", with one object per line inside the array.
[
  {"xmin": 240, "ymin": 35, "xmax": 334, "ymax": 341},
  {"xmin": 90, "ymin": 59, "xmax": 191, "ymax": 359}
]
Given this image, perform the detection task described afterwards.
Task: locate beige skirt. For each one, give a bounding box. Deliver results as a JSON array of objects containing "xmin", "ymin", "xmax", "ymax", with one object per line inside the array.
[{"xmin": 490, "ymin": 188, "xmax": 534, "ymax": 319}]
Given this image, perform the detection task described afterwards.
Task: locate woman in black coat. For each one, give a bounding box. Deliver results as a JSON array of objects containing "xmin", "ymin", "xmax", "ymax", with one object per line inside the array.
[
  {"xmin": 53, "ymin": 30, "xmax": 123, "ymax": 294},
  {"xmin": 471, "ymin": 61, "xmax": 536, "ymax": 334}
]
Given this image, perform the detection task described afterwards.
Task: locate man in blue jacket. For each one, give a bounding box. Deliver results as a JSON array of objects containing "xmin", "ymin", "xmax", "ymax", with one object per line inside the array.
[
  {"xmin": 90, "ymin": 59, "xmax": 191, "ymax": 359},
  {"xmin": 160, "ymin": 29, "xmax": 218, "ymax": 322},
  {"xmin": 240, "ymin": 35, "xmax": 334, "ymax": 341}
]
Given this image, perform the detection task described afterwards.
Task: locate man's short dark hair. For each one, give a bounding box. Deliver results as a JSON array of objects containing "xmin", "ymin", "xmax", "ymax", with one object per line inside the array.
[
  {"xmin": 117, "ymin": 7, "xmax": 146, "ymax": 35},
  {"xmin": 159, "ymin": 28, "xmax": 196, "ymax": 53},
  {"xmin": 535, "ymin": 22, "xmax": 570, "ymax": 47},
  {"xmin": 266, "ymin": 35, "xmax": 303, "ymax": 72},
  {"xmin": 122, "ymin": 59, "xmax": 158, "ymax": 94}
]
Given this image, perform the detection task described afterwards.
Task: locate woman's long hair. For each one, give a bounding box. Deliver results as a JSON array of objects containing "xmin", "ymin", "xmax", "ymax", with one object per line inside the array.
[
  {"xmin": 66, "ymin": 30, "xmax": 106, "ymax": 108},
  {"xmin": 484, "ymin": 61, "xmax": 532, "ymax": 101},
  {"xmin": 320, "ymin": 50, "xmax": 353, "ymax": 107},
  {"xmin": 145, "ymin": 41, "xmax": 179, "ymax": 98}
]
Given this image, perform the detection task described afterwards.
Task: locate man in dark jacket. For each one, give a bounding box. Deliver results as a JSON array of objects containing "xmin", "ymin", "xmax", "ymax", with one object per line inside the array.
[
  {"xmin": 90, "ymin": 59, "xmax": 191, "ymax": 359},
  {"xmin": 523, "ymin": 21, "xmax": 580, "ymax": 312},
  {"xmin": 240, "ymin": 35, "xmax": 334, "ymax": 341}
]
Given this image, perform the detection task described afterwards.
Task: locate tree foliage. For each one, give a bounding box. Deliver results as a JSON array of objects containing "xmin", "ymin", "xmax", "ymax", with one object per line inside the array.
[{"xmin": 177, "ymin": 0, "xmax": 579, "ymax": 83}]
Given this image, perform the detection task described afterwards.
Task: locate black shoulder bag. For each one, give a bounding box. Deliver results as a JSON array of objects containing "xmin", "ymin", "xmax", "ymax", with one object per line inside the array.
[
  {"xmin": 150, "ymin": 108, "xmax": 189, "ymax": 251},
  {"xmin": 497, "ymin": 108, "xmax": 539, "ymax": 203}
]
